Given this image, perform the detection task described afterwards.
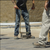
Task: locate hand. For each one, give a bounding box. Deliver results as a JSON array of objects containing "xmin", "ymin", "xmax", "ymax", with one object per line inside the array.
[
  {"xmin": 31, "ymin": 3, "xmax": 35, "ymax": 10},
  {"xmin": 45, "ymin": 2, "xmax": 48, "ymax": 11},
  {"xmin": 14, "ymin": 5, "xmax": 19, "ymax": 9}
]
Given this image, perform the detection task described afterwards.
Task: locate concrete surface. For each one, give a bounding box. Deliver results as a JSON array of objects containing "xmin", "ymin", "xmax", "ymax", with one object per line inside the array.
[{"xmin": 0, "ymin": 25, "xmax": 50, "ymax": 50}]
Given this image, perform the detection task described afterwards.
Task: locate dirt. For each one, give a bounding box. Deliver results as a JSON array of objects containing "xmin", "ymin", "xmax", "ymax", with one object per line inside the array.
[{"xmin": 0, "ymin": 0, "xmax": 45, "ymax": 23}]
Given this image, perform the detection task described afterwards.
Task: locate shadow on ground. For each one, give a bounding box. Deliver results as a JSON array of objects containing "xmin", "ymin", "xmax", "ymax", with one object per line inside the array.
[
  {"xmin": 46, "ymin": 46, "xmax": 50, "ymax": 48},
  {"xmin": 0, "ymin": 34, "xmax": 6, "ymax": 36},
  {"xmin": 0, "ymin": 38, "xmax": 10, "ymax": 40}
]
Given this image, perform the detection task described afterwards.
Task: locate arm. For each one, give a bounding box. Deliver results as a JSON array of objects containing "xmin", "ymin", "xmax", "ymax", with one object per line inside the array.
[
  {"xmin": 31, "ymin": 0, "xmax": 35, "ymax": 10},
  {"xmin": 45, "ymin": 0, "xmax": 49, "ymax": 11},
  {"xmin": 11, "ymin": 0, "xmax": 19, "ymax": 9},
  {"xmin": 11, "ymin": 0, "xmax": 16, "ymax": 5},
  {"xmin": 32, "ymin": 0, "xmax": 34, "ymax": 3}
]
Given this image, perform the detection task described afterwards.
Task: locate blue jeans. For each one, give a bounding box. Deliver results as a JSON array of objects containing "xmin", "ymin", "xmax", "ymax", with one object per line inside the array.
[{"xmin": 14, "ymin": 8, "xmax": 31, "ymax": 36}]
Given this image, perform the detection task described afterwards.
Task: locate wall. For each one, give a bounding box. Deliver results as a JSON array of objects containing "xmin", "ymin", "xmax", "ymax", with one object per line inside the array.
[{"xmin": 0, "ymin": 0, "xmax": 45, "ymax": 23}]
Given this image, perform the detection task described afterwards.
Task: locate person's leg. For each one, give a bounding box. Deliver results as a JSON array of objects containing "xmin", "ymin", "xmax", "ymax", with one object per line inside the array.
[
  {"xmin": 22, "ymin": 8, "xmax": 31, "ymax": 36},
  {"xmin": 14, "ymin": 9, "xmax": 20, "ymax": 36},
  {"xmin": 34, "ymin": 8, "xmax": 50, "ymax": 47},
  {"xmin": 38, "ymin": 8, "xmax": 50, "ymax": 45}
]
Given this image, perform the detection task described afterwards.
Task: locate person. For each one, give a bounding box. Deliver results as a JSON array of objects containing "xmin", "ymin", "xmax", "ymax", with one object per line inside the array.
[
  {"xmin": 12, "ymin": 0, "xmax": 35, "ymax": 39},
  {"xmin": 33, "ymin": 0, "xmax": 50, "ymax": 48}
]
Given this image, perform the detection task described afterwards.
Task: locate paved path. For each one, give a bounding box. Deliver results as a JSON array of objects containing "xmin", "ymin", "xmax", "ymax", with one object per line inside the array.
[
  {"xmin": 0, "ymin": 25, "xmax": 50, "ymax": 50},
  {"xmin": 0, "ymin": 36, "xmax": 50, "ymax": 50}
]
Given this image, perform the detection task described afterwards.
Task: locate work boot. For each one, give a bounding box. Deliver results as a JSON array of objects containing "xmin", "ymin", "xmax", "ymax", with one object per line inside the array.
[
  {"xmin": 26, "ymin": 35, "xmax": 31, "ymax": 39},
  {"xmin": 45, "ymin": 42, "xmax": 50, "ymax": 45},
  {"xmin": 33, "ymin": 42, "xmax": 46, "ymax": 48},
  {"xmin": 14, "ymin": 36, "xmax": 19, "ymax": 39}
]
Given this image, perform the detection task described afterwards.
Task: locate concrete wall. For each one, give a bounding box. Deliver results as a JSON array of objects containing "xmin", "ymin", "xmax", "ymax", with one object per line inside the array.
[{"xmin": 0, "ymin": 0, "xmax": 45, "ymax": 23}]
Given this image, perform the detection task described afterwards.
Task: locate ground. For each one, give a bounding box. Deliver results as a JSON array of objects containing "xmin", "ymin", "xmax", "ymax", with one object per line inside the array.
[{"xmin": 0, "ymin": 23, "xmax": 50, "ymax": 50}]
